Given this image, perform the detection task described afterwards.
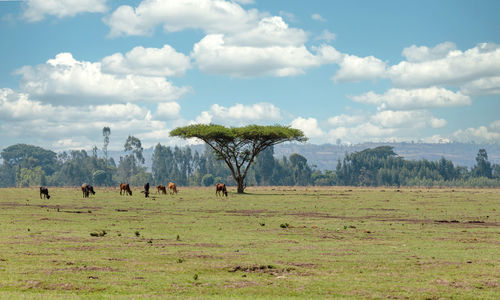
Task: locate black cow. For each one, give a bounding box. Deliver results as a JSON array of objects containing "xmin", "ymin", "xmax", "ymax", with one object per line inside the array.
[
  {"xmin": 144, "ymin": 182, "xmax": 150, "ymax": 198},
  {"xmin": 39, "ymin": 186, "xmax": 50, "ymax": 199},
  {"xmin": 81, "ymin": 183, "xmax": 95, "ymax": 198}
]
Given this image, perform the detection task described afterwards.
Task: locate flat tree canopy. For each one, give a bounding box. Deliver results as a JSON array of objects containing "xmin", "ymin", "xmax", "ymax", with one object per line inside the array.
[{"xmin": 170, "ymin": 124, "xmax": 307, "ymax": 193}]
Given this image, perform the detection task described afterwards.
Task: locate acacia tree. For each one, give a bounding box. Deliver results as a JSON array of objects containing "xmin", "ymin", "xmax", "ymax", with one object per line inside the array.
[{"xmin": 170, "ymin": 124, "xmax": 307, "ymax": 193}]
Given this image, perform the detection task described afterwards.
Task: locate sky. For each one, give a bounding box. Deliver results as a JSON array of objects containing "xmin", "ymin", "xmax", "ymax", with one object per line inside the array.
[{"xmin": 0, "ymin": 0, "xmax": 499, "ymax": 152}]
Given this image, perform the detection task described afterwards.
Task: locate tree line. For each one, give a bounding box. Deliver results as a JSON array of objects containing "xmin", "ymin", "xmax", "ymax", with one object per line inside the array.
[{"xmin": 0, "ymin": 138, "xmax": 499, "ymax": 188}]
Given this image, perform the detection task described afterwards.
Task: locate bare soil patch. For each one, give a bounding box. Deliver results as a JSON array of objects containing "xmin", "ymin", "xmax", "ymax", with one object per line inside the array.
[
  {"xmin": 228, "ymin": 265, "xmax": 295, "ymax": 276},
  {"xmin": 225, "ymin": 209, "xmax": 277, "ymax": 216}
]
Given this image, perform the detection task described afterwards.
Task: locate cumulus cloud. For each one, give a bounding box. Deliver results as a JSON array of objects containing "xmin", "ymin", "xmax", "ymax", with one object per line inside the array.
[
  {"xmin": 401, "ymin": 42, "xmax": 457, "ymax": 62},
  {"xmin": 104, "ymin": 0, "xmax": 260, "ymax": 37},
  {"xmin": 101, "ymin": 45, "xmax": 191, "ymax": 77},
  {"xmin": 452, "ymin": 121, "xmax": 500, "ymax": 144},
  {"xmin": 105, "ymin": 0, "xmax": 339, "ymax": 78},
  {"xmin": 23, "ymin": 0, "xmax": 107, "ymax": 22},
  {"xmin": 195, "ymin": 102, "xmax": 282, "ymax": 125},
  {"xmin": 0, "ymin": 88, "xmax": 181, "ymax": 151},
  {"xmin": 327, "ymin": 123, "xmax": 397, "ymax": 144},
  {"xmin": 311, "ymin": 14, "xmax": 326, "ymax": 22},
  {"xmin": 327, "ymin": 114, "xmax": 366, "ymax": 127},
  {"xmin": 15, "ymin": 53, "xmax": 190, "ymax": 104},
  {"xmin": 232, "ymin": 0, "xmax": 255, "ymax": 4},
  {"xmin": 290, "ymin": 117, "xmax": 324, "ymax": 138},
  {"xmin": 0, "ymin": 88, "xmax": 151, "ymax": 123},
  {"xmin": 224, "ymin": 16, "xmax": 307, "ymax": 47},
  {"xmin": 370, "ymin": 110, "xmax": 446, "ymax": 129},
  {"xmin": 195, "ymin": 111, "xmax": 213, "ymax": 125},
  {"xmin": 388, "ymin": 42, "xmax": 500, "ymax": 88},
  {"xmin": 351, "ymin": 87, "xmax": 471, "ymax": 110},
  {"xmin": 330, "ymin": 42, "xmax": 500, "ymax": 99},
  {"xmin": 460, "ymin": 76, "xmax": 500, "ymax": 96},
  {"xmin": 325, "ymin": 110, "xmax": 448, "ymax": 144},
  {"xmin": 155, "ymin": 102, "xmax": 181, "ymax": 120},
  {"xmin": 332, "ymin": 54, "xmax": 387, "ymax": 82},
  {"xmin": 192, "ymin": 35, "xmax": 338, "ymax": 77}
]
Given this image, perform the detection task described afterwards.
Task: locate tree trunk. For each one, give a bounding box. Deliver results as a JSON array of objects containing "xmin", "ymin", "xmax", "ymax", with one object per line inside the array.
[{"xmin": 236, "ymin": 177, "xmax": 245, "ymax": 193}]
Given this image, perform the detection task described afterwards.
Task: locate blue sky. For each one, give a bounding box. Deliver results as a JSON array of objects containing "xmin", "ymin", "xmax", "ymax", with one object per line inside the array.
[{"xmin": 0, "ymin": 0, "xmax": 499, "ymax": 151}]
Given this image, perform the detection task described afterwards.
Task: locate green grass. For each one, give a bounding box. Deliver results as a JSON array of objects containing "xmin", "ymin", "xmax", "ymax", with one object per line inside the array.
[{"xmin": 0, "ymin": 186, "xmax": 498, "ymax": 299}]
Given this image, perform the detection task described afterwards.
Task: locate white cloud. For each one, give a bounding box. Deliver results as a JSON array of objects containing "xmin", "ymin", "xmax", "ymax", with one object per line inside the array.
[
  {"xmin": 290, "ymin": 117, "xmax": 324, "ymax": 138},
  {"xmin": 490, "ymin": 120, "xmax": 500, "ymax": 131},
  {"xmin": 460, "ymin": 76, "xmax": 500, "ymax": 96},
  {"xmin": 279, "ymin": 11, "xmax": 297, "ymax": 23},
  {"xmin": 224, "ymin": 16, "xmax": 307, "ymax": 47},
  {"xmin": 195, "ymin": 111, "xmax": 213, "ymax": 125},
  {"xmin": 370, "ymin": 110, "xmax": 446, "ymax": 129},
  {"xmin": 0, "ymin": 88, "xmax": 48, "ymax": 121},
  {"xmin": 232, "ymin": 0, "xmax": 255, "ymax": 4},
  {"xmin": 155, "ymin": 102, "xmax": 181, "ymax": 120},
  {"xmin": 332, "ymin": 54, "xmax": 387, "ymax": 82},
  {"xmin": 351, "ymin": 87, "xmax": 471, "ymax": 110},
  {"xmin": 327, "ymin": 123, "xmax": 397, "ymax": 143},
  {"xmin": 0, "ymin": 88, "xmax": 181, "ymax": 151},
  {"xmin": 401, "ymin": 42, "xmax": 457, "ymax": 62},
  {"xmin": 420, "ymin": 135, "xmax": 451, "ymax": 144},
  {"xmin": 311, "ymin": 13, "xmax": 326, "ymax": 22},
  {"xmin": 53, "ymin": 139, "xmax": 86, "ymax": 150},
  {"xmin": 23, "ymin": 0, "xmax": 107, "ymax": 22},
  {"xmin": 324, "ymin": 110, "xmax": 449, "ymax": 144},
  {"xmin": 327, "ymin": 114, "xmax": 366, "ymax": 127},
  {"xmin": 315, "ymin": 30, "xmax": 336, "ymax": 42},
  {"xmin": 15, "ymin": 53, "xmax": 190, "ymax": 104},
  {"xmin": 195, "ymin": 102, "xmax": 282, "ymax": 125},
  {"xmin": 105, "ymin": 0, "xmax": 338, "ymax": 78},
  {"xmin": 452, "ymin": 121, "xmax": 500, "ymax": 144},
  {"xmin": 0, "ymin": 88, "xmax": 151, "ymax": 123},
  {"xmin": 101, "ymin": 45, "xmax": 191, "ymax": 77},
  {"xmin": 388, "ymin": 42, "xmax": 500, "ymax": 88},
  {"xmin": 192, "ymin": 35, "xmax": 338, "ymax": 77},
  {"xmin": 105, "ymin": 0, "xmax": 260, "ymax": 37}
]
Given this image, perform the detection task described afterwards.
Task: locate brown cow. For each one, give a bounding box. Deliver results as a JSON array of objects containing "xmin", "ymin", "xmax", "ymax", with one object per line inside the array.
[
  {"xmin": 167, "ymin": 182, "xmax": 177, "ymax": 195},
  {"xmin": 120, "ymin": 183, "xmax": 132, "ymax": 196},
  {"xmin": 156, "ymin": 185, "xmax": 167, "ymax": 195},
  {"xmin": 215, "ymin": 183, "xmax": 228, "ymax": 197},
  {"xmin": 81, "ymin": 183, "xmax": 95, "ymax": 198},
  {"xmin": 39, "ymin": 186, "xmax": 50, "ymax": 199}
]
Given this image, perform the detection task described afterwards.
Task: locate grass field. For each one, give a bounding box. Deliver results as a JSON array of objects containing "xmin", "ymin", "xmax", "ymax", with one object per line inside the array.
[{"xmin": 0, "ymin": 186, "xmax": 498, "ymax": 299}]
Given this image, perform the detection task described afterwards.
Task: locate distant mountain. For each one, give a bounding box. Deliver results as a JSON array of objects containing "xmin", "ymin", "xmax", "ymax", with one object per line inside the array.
[
  {"xmin": 107, "ymin": 142, "xmax": 500, "ymax": 171},
  {"xmin": 274, "ymin": 142, "xmax": 500, "ymax": 170}
]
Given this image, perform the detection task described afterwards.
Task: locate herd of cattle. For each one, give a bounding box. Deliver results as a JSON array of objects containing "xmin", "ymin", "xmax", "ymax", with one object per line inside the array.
[{"xmin": 38, "ymin": 182, "xmax": 228, "ymax": 199}]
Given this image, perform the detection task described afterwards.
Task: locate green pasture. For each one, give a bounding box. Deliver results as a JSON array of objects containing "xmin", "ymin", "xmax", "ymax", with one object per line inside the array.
[{"xmin": 0, "ymin": 186, "xmax": 498, "ymax": 299}]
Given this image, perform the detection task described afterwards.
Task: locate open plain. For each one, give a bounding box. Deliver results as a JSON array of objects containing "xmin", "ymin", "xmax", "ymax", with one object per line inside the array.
[{"xmin": 0, "ymin": 187, "xmax": 498, "ymax": 299}]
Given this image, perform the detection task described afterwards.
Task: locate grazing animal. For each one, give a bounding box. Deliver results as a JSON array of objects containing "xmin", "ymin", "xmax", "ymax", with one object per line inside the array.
[
  {"xmin": 215, "ymin": 183, "xmax": 228, "ymax": 197},
  {"xmin": 156, "ymin": 185, "xmax": 167, "ymax": 195},
  {"xmin": 120, "ymin": 183, "xmax": 132, "ymax": 196},
  {"xmin": 167, "ymin": 182, "xmax": 177, "ymax": 195},
  {"xmin": 39, "ymin": 186, "xmax": 50, "ymax": 199},
  {"xmin": 144, "ymin": 182, "xmax": 150, "ymax": 198},
  {"xmin": 81, "ymin": 183, "xmax": 95, "ymax": 198}
]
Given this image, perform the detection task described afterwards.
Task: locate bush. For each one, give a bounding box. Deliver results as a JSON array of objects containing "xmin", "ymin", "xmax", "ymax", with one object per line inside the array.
[{"xmin": 201, "ymin": 174, "xmax": 214, "ymax": 187}]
